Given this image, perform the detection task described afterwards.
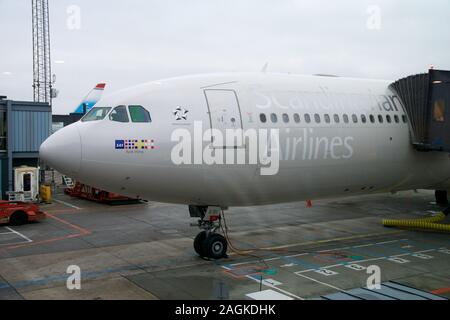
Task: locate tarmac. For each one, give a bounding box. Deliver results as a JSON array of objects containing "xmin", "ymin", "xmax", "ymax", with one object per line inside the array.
[{"xmin": 0, "ymin": 189, "xmax": 449, "ymax": 300}]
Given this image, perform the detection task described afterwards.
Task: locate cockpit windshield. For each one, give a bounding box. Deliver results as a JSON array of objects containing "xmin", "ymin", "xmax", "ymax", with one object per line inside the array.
[{"xmin": 81, "ymin": 107, "xmax": 112, "ymax": 122}]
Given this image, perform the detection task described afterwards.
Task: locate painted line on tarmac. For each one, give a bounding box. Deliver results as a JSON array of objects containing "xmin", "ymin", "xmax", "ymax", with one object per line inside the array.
[
  {"xmin": 54, "ymin": 199, "xmax": 82, "ymax": 210},
  {"xmin": 221, "ymin": 265, "xmax": 304, "ymax": 300},
  {"xmin": 256, "ymin": 230, "xmax": 405, "ymax": 251},
  {"xmin": 295, "ymin": 272, "xmax": 344, "ymax": 291},
  {"xmin": 4, "ymin": 213, "xmax": 91, "ymax": 250},
  {"xmin": 226, "ymin": 237, "xmax": 407, "ymax": 268},
  {"xmin": 5, "ymin": 227, "xmax": 32, "ymax": 243},
  {"xmin": 432, "ymin": 286, "xmax": 450, "ymax": 295},
  {"xmin": 294, "ymin": 248, "xmax": 440, "ymax": 274}
]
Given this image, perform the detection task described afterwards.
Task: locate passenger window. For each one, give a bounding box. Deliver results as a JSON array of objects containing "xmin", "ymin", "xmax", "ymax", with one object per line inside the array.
[
  {"xmin": 129, "ymin": 105, "xmax": 152, "ymax": 123},
  {"xmin": 352, "ymin": 114, "xmax": 358, "ymax": 123},
  {"xmin": 334, "ymin": 114, "xmax": 340, "ymax": 123},
  {"xmin": 81, "ymin": 107, "xmax": 112, "ymax": 122},
  {"xmin": 343, "ymin": 114, "xmax": 349, "ymax": 124},
  {"xmin": 402, "ymin": 115, "xmax": 407, "ymax": 123},
  {"xmin": 434, "ymin": 100, "xmax": 445, "ymax": 122},
  {"xmin": 394, "ymin": 115, "xmax": 400, "ymax": 123},
  {"xmin": 386, "ymin": 115, "xmax": 392, "ymax": 123},
  {"xmin": 314, "ymin": 114, "xmax": 321, "ymax": 123},
  {"xmin": 369, "ymin": 115, "xmax": 375, "ymax": 123},
  {"xmin": 305, "ymin": 114, "xmax": 311, "ymax": 123},
  {"xmin": 361, "ymin": 115, "xmax": 367, "ymax": 123},
  {"xmin": 260, "ymin": 113, "xmax": 267, "ymax": 123},
  {"xmin": 378, "ymin": 115, "xmax": 383, "ymax": 123},
  {"xmin": 109, "ymin": 106, "xmax": 129, "ymax": 123},
  {"xmin": 324, "ymin": 114, "xmax": 330, "ymax": 123},
  {"xmin": 282, "ymin": 113, "xmax": 289, "ymax": 123},
  {"xmin": 271, "ymin": 113, "xmax": 278, "ymax": 123},
  {"xmin": 293, "ymin": 113, "xmax": 301, "ymax": 123}
]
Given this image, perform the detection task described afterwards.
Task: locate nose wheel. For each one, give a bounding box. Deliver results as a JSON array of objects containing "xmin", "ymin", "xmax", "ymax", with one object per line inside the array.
[
  {"xmin": 190, "ymin": 206, "xmax": 228, "ymax": 260},
  {"xmin": 194, "ymin": 231, "xmax": 228, "ymax": 259}
]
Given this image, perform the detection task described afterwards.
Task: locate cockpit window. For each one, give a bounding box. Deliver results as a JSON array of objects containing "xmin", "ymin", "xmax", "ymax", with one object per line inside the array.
[
  {"xmin": 109, "ymin": 105, "xmax": 129, "ymax": 123},
  {"xmin": 81, "ymin": 107, "xmax": 112, "ymax": 122},
  {"xmin": 128, "ymin": 105, "xmax": 152, "ymax": 123}
]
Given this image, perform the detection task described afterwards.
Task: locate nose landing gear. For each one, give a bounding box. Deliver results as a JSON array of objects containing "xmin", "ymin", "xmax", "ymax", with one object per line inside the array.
[{"xmin": 190, "ymin": 206, "xmax": 228, "ymax": 259}]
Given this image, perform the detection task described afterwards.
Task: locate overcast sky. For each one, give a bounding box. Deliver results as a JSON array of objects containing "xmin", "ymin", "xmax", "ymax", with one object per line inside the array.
[{"xmin": 1, "ymin": 0, "xmax": 449, "ymax": 114}]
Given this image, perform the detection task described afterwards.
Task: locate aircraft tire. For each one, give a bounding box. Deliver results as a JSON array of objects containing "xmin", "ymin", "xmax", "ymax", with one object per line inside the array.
[
  {"xmin": 194, "ymin": 231, "xmax": 207, "ymax": 257},
  {"xmin": 203, "ymin": 234, "xmax": 228, "ymax": 260}
]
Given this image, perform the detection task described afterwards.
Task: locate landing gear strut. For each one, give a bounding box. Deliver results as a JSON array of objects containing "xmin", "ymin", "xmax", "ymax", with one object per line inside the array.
[{"xmin": 190, "ymin": 206, "xmax": 228, "ymax": 259}]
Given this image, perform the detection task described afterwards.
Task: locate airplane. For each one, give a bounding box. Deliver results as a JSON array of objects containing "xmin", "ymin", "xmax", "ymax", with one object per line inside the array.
[
  {"xmin": 72, "ymin": 83, "xmax": 106, "ymax": 114},
  {"xmin": 39, "ymin": 71, "xmax": 450, "ymax": 260}
]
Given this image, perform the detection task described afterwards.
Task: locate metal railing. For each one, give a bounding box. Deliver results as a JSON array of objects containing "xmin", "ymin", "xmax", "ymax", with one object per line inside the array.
[{"xmin": 6, "ymin": 191, "xmax": 34, "ymax": 202}]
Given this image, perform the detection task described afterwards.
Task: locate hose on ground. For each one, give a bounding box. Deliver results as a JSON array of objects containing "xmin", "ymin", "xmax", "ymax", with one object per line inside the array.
[
  {"xmin": 383, "ymin": 209, "xmax": 450, "ymax": 232},
  {"xmin": 220, "ymin": 210, "xmax": 270, "ymax": 269}
]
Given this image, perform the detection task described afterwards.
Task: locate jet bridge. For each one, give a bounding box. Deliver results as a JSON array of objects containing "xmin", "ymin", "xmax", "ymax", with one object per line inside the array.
[{"xmin": 390, "ymin": 69, "xmax": 450, "ymax": 152}]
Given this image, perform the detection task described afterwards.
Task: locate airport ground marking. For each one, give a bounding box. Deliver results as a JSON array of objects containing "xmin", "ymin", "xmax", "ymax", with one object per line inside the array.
[
  {"xmin": 432, "ymin": 286, "xmax": 450, "ymax": 295},
  {"xmin": 53, "ymin": 199, "xmax": 82, "ymax": 210},
  {"xmin": 256, "ymin": 231, "xmax": 405, "ymax": 251},
  {"xmin": 295, "ymin": 272, "xmax": 344, "ymax": 291},
  {"xmin": 345, "ymin": 264, "xmax": 366, "ymax": 271},
  {"xmin": 227, "ymin": 238, "xmax": 407, "ymax": 268},
  {"xmin": 284, "ymin": 252, "xmax": 309, "ymax": 259},
  {"xmin": 5, "ymin": 227, "xmax": 32, "ymax": 243},
  {"xmin": 229, "ymin": 239, "xmax": 444, "ymax": 275},
  {"xmin": 315, "ymin": 269, "xmax": 338, "ymax": 276},
  {"xmin": 0, "ymin": 227, "xmax": 33, "ymax": 246},
  {"xmin": 294, "ymin": 248, "xmax": 442, "ymax": 275},
  {"xmin": 221, "ymin": 265, "xmax": 304, "ymax": 300},
  {"xmin": 4, "ymin": 213, "xmax": 91, "ymax": 250}
]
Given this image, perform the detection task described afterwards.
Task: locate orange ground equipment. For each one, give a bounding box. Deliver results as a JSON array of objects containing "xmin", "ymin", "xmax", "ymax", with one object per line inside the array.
[
  {"xmin": 64, "ymin": 182, "xmax": 140, "ymax": 205},
  {"xmin": 0, "ymin": 201, "xmax": 46, "ymax": 225}
]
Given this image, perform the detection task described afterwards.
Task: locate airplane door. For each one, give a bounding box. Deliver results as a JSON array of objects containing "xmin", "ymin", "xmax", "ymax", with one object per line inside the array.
[{"xmin": 204, "ymin": 89, "xmax": 244, "ymax": 148}]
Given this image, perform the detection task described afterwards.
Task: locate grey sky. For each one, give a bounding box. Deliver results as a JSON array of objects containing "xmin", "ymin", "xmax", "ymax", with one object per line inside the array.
[{"xmin": 1, "ymin": 0, "xmax": 449, "ymax": 114}]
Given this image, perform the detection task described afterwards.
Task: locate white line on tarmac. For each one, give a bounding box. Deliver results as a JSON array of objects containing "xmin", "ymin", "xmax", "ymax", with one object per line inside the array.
[
  {"xmin": 284, "ymin": 252, "xmax": 310, "ymax": 259},
  {"xmin": 5, "ymin": 227, "xmax": 32, "ymax": 243},
  {"xmin": 295, "ymin": 273, "xmax": 344, "ymax": 291},
  {"xmin": 228, "ymin": 239, "xmax": 406, "ymax": 267},
  {"xmin": 221, "ymin": 265, "xmax": 304, "ymax": 300},
  {"xmin": 294, "ymin": 248, "xmax": 440, "ymax": 274},
  {"xmin": 54, "ymin": 199, "xmax": 81, "ymax": 210}
]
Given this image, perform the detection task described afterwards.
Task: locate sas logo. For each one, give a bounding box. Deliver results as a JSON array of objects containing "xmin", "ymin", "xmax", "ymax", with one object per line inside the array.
[{"xmin": 115, "ymin": 139, "xmax": 155, "ymax": 151}]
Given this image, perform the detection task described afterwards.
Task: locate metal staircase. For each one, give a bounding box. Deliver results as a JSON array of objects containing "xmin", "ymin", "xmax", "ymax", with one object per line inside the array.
[{"xmin": 62, "ymin": 175, "xmax": 75, "ymax": 188}]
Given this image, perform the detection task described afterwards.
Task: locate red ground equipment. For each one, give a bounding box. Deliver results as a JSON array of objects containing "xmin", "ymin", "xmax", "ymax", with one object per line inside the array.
[
  {"xmin": 0, "ymin": 201, "xmax": 46, "ymax": 225},
  {"xmin": 64, "ymin": 182, "xmax": 140, "ymax": 205}
]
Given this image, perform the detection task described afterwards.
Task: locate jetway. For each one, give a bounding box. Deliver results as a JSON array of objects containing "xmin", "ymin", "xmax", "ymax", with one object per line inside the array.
[{"xmin": 390, "ymin": 69, "xmax": 450, "ymax": 152}]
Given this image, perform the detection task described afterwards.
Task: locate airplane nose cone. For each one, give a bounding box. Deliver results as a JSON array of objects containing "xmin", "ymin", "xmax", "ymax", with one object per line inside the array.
[{"xmin": 40, "ymin": 124, "xmax": 82, "ymax": 176}]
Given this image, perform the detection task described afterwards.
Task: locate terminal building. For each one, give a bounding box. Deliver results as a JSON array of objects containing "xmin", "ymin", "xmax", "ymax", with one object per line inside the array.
[{"xmin": 0, "ymin": 96, "xmax": 51, "ymax": 200}]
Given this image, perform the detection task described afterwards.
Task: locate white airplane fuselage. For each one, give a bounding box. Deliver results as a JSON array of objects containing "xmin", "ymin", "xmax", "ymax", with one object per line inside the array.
[{"xmin": 40, "ymin": 73, "xmax": 450, "ymax": 207}]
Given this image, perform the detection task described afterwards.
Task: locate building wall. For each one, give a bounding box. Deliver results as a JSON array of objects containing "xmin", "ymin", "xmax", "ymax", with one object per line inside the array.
[
  {"xmin": 0, "ymin": 99, "xmax": 51, "ymax": 199},
  {"xmin": 12, "ymin": 111, "xmax": 51, "ymax": 152}
]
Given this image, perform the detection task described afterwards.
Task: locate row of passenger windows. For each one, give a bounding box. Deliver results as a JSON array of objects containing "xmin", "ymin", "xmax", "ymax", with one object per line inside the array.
[
  {"xmin": 82, "ymin": 105, "xmax": 152, "ymax": 123},
  {"xmin": 259, "ymin": 112, "xmax": 407, "ymax": 125}
]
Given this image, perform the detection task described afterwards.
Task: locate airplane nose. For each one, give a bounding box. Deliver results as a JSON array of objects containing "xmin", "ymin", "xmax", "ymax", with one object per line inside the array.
[{"xmin": 39, "ymin": 124, "xmax": 82, "ymax": 176}]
